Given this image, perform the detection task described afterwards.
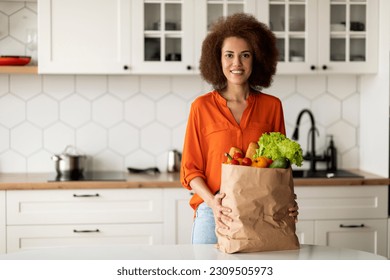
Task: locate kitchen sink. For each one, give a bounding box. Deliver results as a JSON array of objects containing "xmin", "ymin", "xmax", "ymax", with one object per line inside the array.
[{"xmin": 292, "ymin": 169, "xmax": 363, "ymax": 178}]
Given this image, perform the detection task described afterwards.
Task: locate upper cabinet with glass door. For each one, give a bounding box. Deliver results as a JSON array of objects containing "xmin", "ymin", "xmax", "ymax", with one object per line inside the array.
[
  {"xmin": 193, "ymin": 0, "xmax": 257, "ymax": 71},
  {"xmin": 131, "ymin": 0, "xmax": 194, "ymax": 74},
  {"xmin": 258, "ymin": 0, "xmax": 317, "ymax": 73},
  {"xmin": 317, "ymin": 0, "xmax": 378, "ymax": 73},
  {"xmin": 258, "ymin": 0, "xmax": 378, "ymax": 74}
]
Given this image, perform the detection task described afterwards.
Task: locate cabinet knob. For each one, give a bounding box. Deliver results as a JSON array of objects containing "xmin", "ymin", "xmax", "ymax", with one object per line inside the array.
[
  {"xmin": 123, "ymin": 65, "xmax": 129, "ymax": 70},
  {"xmin": 310, "ymin": 65, "xmax": 316, "ymax": 70},
  {"xmin": 322, "ymin": 65, "xmax": 328, "ymax": 70},
  {"xmin": 186, "ymin": 65, "xmax": 192, "ymax": 70}
]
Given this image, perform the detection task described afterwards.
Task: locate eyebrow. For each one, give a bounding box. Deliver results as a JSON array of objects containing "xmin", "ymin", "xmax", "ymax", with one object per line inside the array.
[{"xmin": 223, "ymin": 50, "xmax": 251, "ymax": 53}]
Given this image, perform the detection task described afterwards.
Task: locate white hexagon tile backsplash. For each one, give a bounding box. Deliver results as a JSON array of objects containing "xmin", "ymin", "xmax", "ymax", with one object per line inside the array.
[
  {"xmin": 0, "ymin": 2, "xmax": 361, "ymax": 173},
  {"xmin": 0, "ymin": 72, "xmax": 361, "ymax": 173}
]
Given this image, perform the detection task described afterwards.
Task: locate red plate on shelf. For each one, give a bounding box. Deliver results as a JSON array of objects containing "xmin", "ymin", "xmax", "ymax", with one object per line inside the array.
[{"xmin": 0, "ymin": 56, "xmax": 32, "ymax": 66}]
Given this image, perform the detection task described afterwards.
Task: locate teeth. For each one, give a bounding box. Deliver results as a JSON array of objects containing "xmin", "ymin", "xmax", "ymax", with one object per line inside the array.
[{"xmin": 231, "ymin": 70, "xmax": 243, "ymax": 74}]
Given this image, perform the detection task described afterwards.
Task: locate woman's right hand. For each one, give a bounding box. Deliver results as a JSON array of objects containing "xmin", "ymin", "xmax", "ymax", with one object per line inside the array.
[
  {"xmin": 188, "ymin": 177, "xmax": 232, "ymax": 230},
  {"xmin": 211, "ymin": 193, "xmax": 232, "ymax": 230}
]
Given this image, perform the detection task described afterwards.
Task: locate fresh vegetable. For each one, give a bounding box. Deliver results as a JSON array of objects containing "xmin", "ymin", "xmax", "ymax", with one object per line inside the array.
[
  {"xmin": 254, "ymin": 132, "xmax": 303, "ymax": 167},
  {"xmin": 241, "ymin": 157, "xmax": 252, "ymax": 166},
  {"xmin": 252, "ymin": 156, "xmax": 270, "ymax": 168},
  {"xmin": 224, "ymin": 152, "xmax": 233, "ymax": 161},
  {"xmin": 228, "ymin": 147, "xmax": 243, "ymax": 159},
  {"xmin": 269, "ymin": 157, "xmax": 290, "ymax": 168},
  {"xmin": 233, "ymin": 152, "xmax": 244, "ymax": 160}
]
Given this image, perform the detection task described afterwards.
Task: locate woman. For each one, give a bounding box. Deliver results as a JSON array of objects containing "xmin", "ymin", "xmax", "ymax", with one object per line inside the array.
[{"xmin": 180, "ymin": 13, "xmax": 298, "ymax": 244}]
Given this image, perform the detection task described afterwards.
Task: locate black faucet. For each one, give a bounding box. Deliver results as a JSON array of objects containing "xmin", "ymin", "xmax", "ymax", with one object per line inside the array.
[{"xmin": 291, "ymin": 109, "xmax": 325, "ymax": 172}]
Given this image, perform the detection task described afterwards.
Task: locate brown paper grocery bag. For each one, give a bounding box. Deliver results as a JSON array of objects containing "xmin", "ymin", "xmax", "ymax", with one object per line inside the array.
[{"xmin": 216, "ymin": 164, "xmax": 300, "ymax": 253}]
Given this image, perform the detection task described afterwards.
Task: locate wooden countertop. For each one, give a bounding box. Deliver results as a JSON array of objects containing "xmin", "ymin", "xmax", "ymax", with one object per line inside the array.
[{"xmin": 0, "ymin": 170, "xmax": 388, "ymax": 190}]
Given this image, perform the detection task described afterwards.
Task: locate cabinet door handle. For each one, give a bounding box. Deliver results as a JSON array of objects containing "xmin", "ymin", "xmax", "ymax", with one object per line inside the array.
[
  {"xmin": 73, "ymin": 193, "xmax": 100, "ymax": 198},
  {"xmin": 73, "ymin": 229, "xmax": 100, "ymax": 233},
  {"xmin": 322, "ymin": 65, "xmax": 328, "ymax": 70},
  {"xmin": 310, "ymin": 65, "xmax": 316, "ymax": 70},
  {"xmin": 339, "ymin": 224, "xmax": 365, "ymax": 228}
]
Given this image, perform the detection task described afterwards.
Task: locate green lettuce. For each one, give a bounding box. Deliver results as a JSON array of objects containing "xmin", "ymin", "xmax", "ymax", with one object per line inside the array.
[{"xmin": 254, "ymin": 132, "xmax": 303, "ymax": 167}]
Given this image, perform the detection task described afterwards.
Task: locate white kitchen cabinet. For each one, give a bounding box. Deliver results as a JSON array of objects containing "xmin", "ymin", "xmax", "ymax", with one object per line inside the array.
[
  {"xmin": 38, "ymin": 0, "xmax": 131, "ymax": 74},
  {"xmin": 258, "ymin": 0, "xmax": 378, "ymax": 74},
  {"xmin": 131, "ymin": 0, "xmax": 195, "ymax": 74},
  {"xmin": 388, "ymin": 218, "xmax": 390, "ymax": 258},
  {"xmin": 295, "ymin": 185, "xmax": 388, "ymax": 257},
  {"xmin": 36, "ymin": 0, "xmax": 378, "ymax": 75},
  {"xmin": 163, "ymin": 188, "xmax": 194, "ymax": 244},
  {"xmin": 0, "ymin": 191, "xmax": 5, "ymax": 254},
  {"xmin": 295, "ymin": 220, "xmax": 314, "ymax": 245},
  {"xmin": 6, "ymin": 188, "xmax": 164, "ymax": 253}
]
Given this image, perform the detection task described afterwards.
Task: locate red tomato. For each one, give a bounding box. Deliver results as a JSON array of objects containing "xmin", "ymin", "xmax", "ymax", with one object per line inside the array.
[
  {"xmin": 241, "ymin": 157, "xmax": 252, "ymax": 166},
  {"xmin": 233, "ymin": 152, "xmax": 244, "ymax": 160}
]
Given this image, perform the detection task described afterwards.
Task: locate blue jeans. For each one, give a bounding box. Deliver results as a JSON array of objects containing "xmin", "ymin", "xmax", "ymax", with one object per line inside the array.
[{"xmin": 191, "ymin": 202, "xmax": 217, "ymax": 244}]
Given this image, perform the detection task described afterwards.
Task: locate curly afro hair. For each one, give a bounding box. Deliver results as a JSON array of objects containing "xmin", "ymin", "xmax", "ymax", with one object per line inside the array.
[{"xmin": 199, "ymin": 13, "xmax": 278, "ymax": 91}]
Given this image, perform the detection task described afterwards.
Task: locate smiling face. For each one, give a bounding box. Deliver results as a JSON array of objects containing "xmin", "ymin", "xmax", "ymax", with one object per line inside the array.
[{"xmin": 221, "ymin": 36, "xmax": 253, "ymax": 89}]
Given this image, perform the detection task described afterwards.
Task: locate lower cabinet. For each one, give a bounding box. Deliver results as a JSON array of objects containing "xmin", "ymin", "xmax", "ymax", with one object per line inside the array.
[
  {"xmin": 296, "ymin": 219, "xmax": 388, "ymax": 257},
  {"xmin": 5, "ymin": 188, "xmax": 165, "ymax": 253},
  {"xmin": 315, "ymin": 219, "xmax": 387, "ymax": 257},
  {"xmin": 0, "ymin": 191, "xmax": 5, "ymax": 254},
  {"xmin": 1, "ymin": 185, "xmax": 388, "ymax": 257},
  {"xmin": 4, "ymin": 187, "xmax": 195, "ymax": 253},
  {"xmin": 295, "ymin": 220, "xmax": 315, "ymax": 245},
  {"xmin": 163, "ymin": 188, "xmax": 194, "ymax": 244},
  {"xmin": 295, "ymin": 185, "xmax": 388, "ymax": 258}
]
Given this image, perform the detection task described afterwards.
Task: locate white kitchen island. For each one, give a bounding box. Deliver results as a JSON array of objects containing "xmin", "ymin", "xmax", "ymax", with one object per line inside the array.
[{"xmin": 0, "ymin": 244, "xmax": 386, "ymax": 260}]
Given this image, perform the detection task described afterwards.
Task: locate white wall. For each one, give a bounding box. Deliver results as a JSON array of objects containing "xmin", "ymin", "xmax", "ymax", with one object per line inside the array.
[{"xmin": 360, "ymin": 0, "xmax": 389, "ymax": 177}]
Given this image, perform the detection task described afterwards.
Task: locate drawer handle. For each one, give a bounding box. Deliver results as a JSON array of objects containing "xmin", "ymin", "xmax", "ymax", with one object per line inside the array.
[
  {"xmin": 339, "ymin": 224, "xmax": 365, "ymax": 228},
  {"xmin": 73, "ymin": 193, "xmax": 100, "ymax": 198},
  {"xmin": 73, "ymin": 229, "xmax": 100, "ymax": 233}
]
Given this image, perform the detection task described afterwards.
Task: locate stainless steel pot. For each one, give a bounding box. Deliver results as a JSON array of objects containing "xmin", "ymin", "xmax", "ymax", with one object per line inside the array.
[
  {"xmin": 51, "ymin": 145, "xmax": 87, "ymax": 176},
  {"xmin": 167, "ymin": 149, "xmax": 181, "ymax": 173}
]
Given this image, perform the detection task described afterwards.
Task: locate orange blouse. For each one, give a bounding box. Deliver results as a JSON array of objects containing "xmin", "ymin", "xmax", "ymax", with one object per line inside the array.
[{"xmin": 180, "ymin": 90, "xmax": 286, "ymax": 211}]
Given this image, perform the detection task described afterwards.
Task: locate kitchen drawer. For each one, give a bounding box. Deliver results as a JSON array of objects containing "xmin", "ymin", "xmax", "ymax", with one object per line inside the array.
[
  {"xmin": 314, "ymin": 219, "xmax": 388, "ymax": 257},
  {"xmin": 7, "ymin": 189, "xmax": 163, "ymax": 225},
  {"xmin": 7, "ymin": 223, "xmax": 163, "ymax": 253},
  {"xmin": 295, "ymin": 186, "xmax": 388, "ymax": 220}
]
